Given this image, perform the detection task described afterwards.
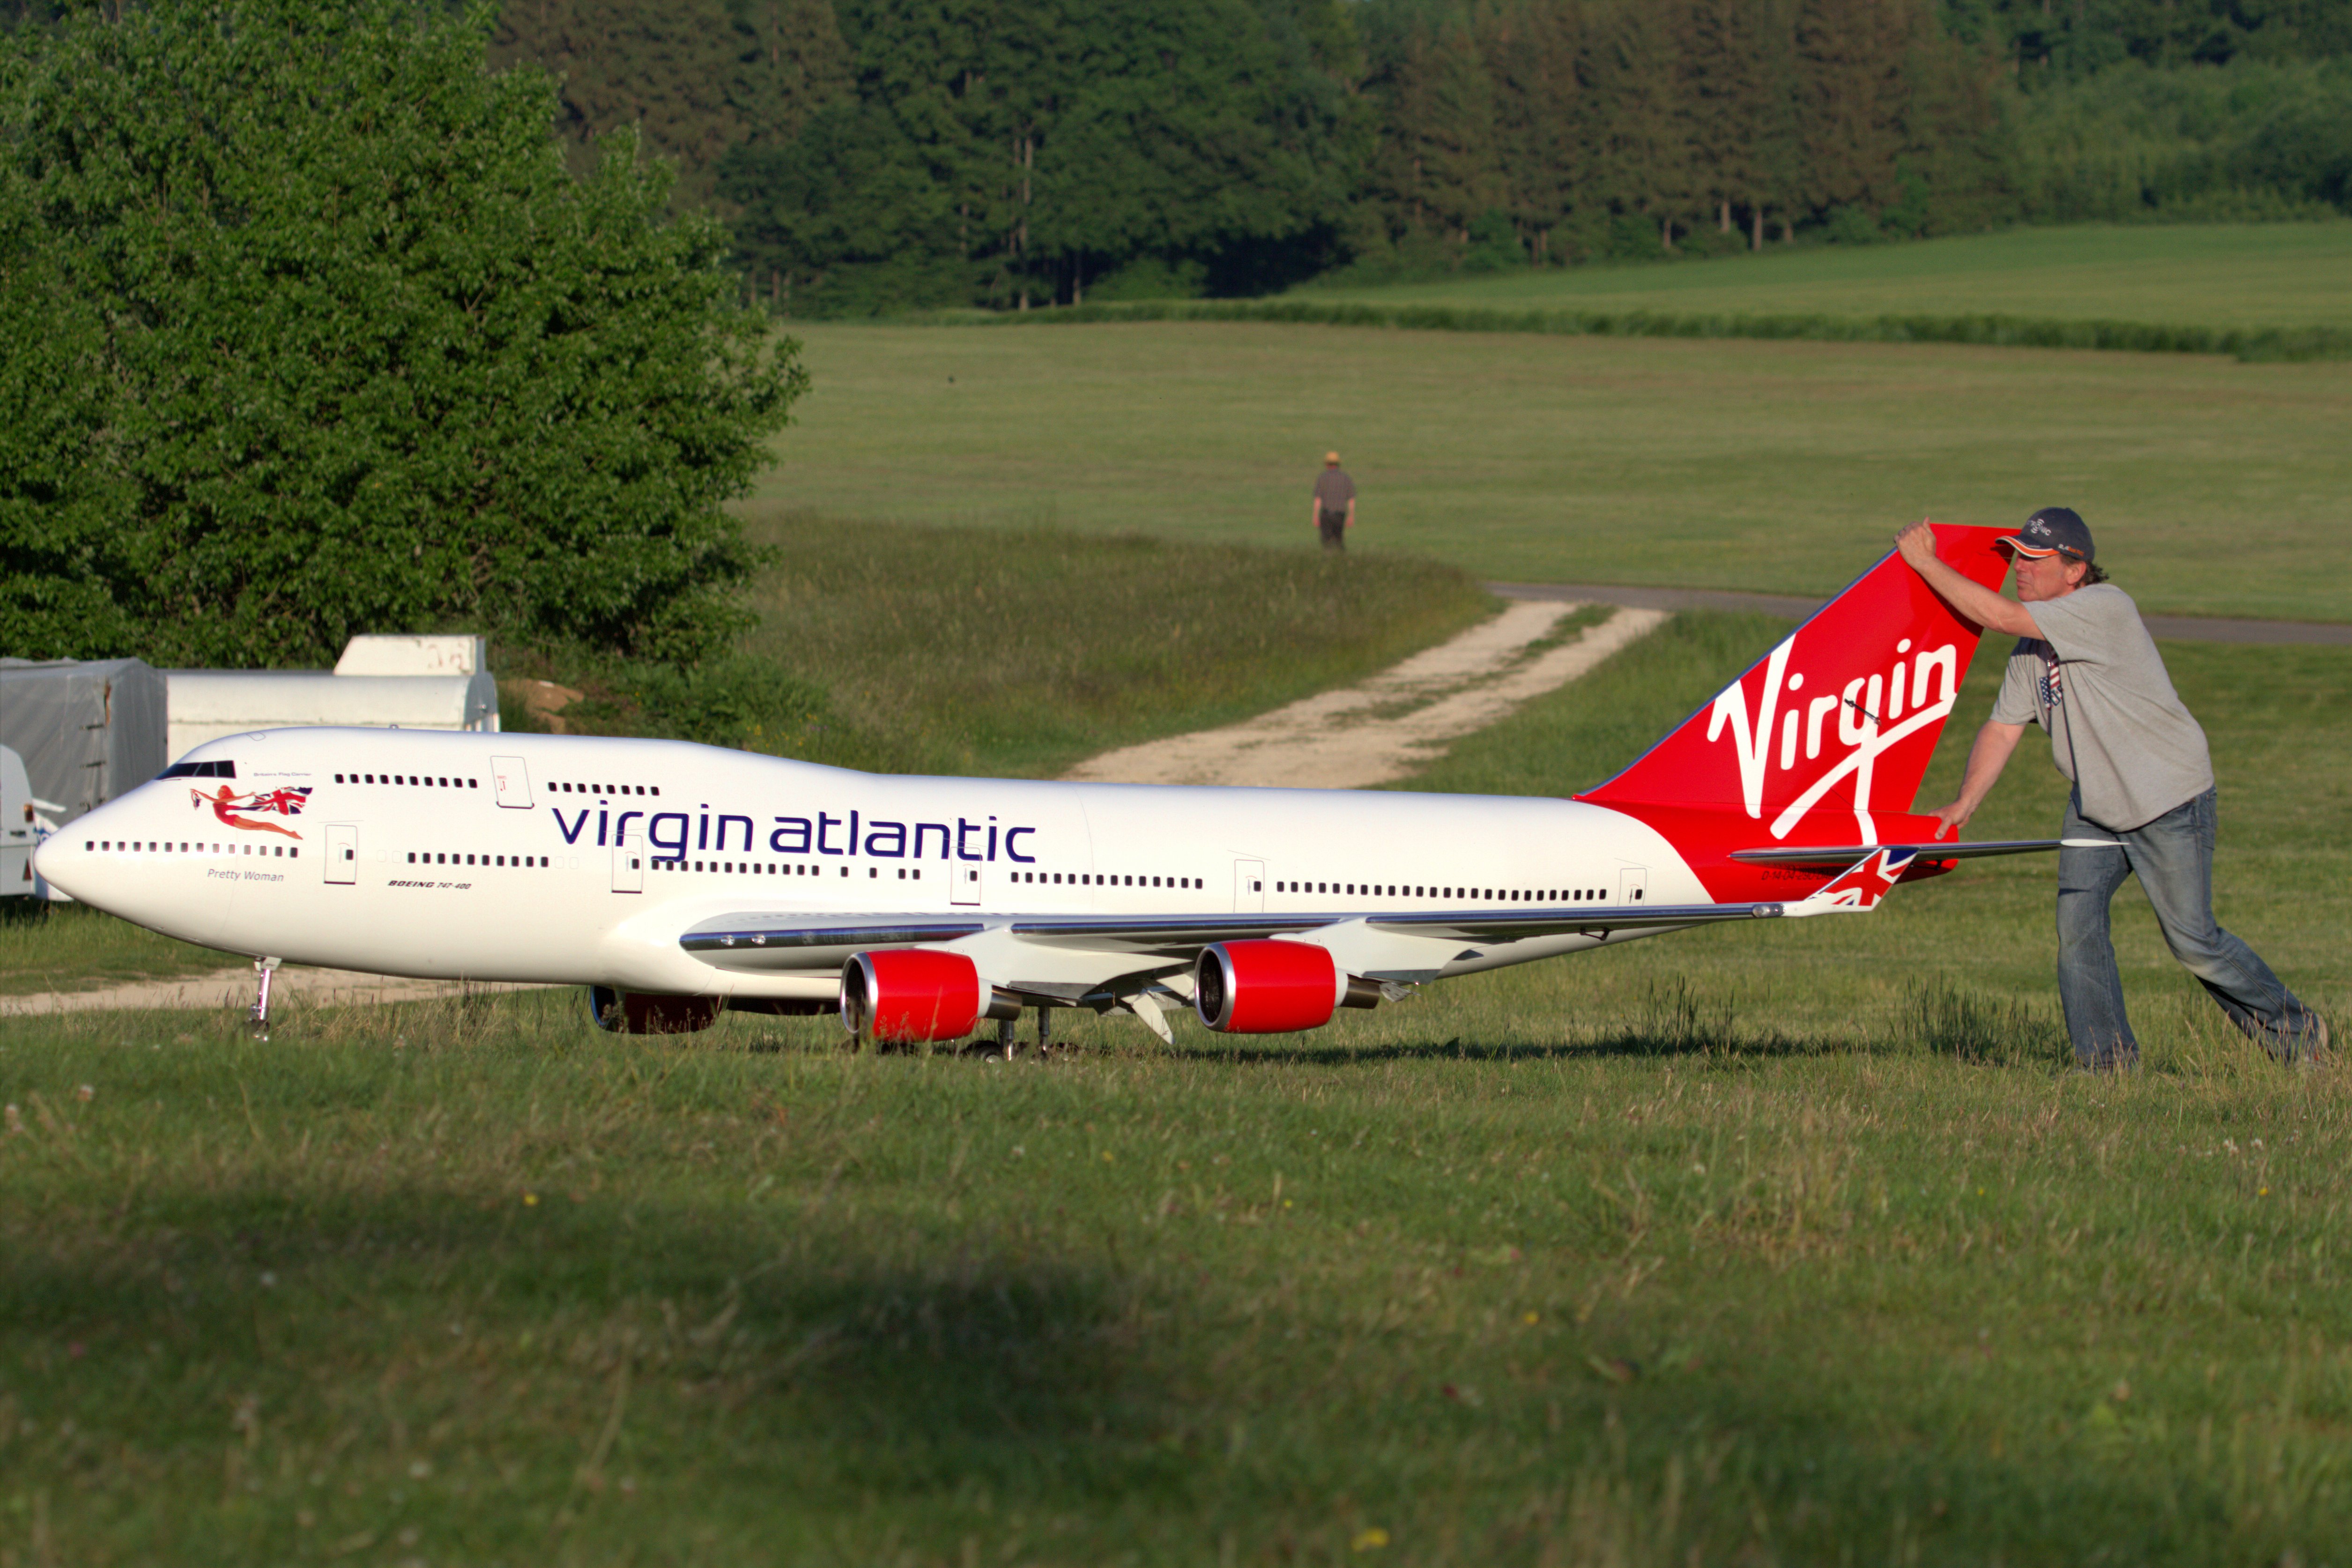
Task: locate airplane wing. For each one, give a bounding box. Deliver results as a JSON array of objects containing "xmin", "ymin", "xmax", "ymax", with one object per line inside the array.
[{"xmin": 675, "ymin": 846, "xmax": 1914, "ymax": 983}]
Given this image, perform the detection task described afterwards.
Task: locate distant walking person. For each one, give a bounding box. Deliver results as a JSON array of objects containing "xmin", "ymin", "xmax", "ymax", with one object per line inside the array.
[
  {"xmin": 1896, "ymin": 507, "xmax": 2326, "ymax": 1072},
  {"xmin": 1312, "ymin": 452, "xmax": 1355, "ymax": 550}
]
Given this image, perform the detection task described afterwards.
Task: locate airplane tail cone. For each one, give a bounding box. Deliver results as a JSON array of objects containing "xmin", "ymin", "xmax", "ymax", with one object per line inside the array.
[{"xmin": 1580, "ymin": 525, "xmax": 2010, "ymax": 846}]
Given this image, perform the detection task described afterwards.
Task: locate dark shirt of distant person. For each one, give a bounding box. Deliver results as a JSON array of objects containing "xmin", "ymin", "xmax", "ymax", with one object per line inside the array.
[{"xmin": 1312, "ymin": 453, "xmax": 1355, "ymax": 550}]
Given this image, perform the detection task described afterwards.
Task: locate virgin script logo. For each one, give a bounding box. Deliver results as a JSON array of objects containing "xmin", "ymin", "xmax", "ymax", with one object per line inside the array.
[{"xmin": 1706, "ymin": 634, "xmax": 1960, "ymax": 841}]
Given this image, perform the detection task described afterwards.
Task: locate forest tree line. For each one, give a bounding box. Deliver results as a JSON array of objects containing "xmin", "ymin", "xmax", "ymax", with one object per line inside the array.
[
  {"xmin": 483, "ymin": 0, "xmax": 2352, "ymax": 314},
  {"xmin": 266, "ymin": 1, "xmax": 2352, "ymax": 315}
]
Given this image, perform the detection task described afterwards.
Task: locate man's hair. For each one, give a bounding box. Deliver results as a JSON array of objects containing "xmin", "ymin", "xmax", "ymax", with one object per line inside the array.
[{"xmin": 2067, "ymin": 555, "xmax": 2108, "ymax": 587}]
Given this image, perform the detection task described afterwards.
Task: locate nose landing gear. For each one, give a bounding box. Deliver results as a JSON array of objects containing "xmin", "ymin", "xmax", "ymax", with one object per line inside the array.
[{"xmin": 249, "ymin": 956, "xmax": 282, "ymax": 1039}]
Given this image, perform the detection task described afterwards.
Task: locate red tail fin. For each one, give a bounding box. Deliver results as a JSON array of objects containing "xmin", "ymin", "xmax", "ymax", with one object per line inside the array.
[{"xmin": 1581, "ymin": 526, "xmax": 2009, "ymax": 843}]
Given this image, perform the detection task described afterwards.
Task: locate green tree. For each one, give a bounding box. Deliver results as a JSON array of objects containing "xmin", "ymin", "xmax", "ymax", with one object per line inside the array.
[
  {"xmin": 1479, "ymin": 0, "xmax": 1587, "ymax": 264},
  {"xmin": 1687, "ymin": 0, "xmax": 1796, "ymax": 244},
  {"xmin": 1793, "ymin": 0, "xmax": 1912, "ymax": 220},
  {"xmin": 727, "ymin": 0, "xmax": 855, "ymax": 147},
  {"xmin": 0, "ymin": 0, "xmax": 802, "ymax": 668},
  {"xmin": 1589, "ymin": 0, "xmax": 1699, "ymax": 247},
  {"xmin": 0, "ymin": 162, "xmax": 129, "ymax": 660},
  {"xmin": 1378, "ymin": 18, "xmax": 1503, "ymax": 244},
  {"xmin": 1889, "ymin": 7, "xmax": 2008, "ymax": 236},
  {"xmin": 724, "ymin": 0, "xmax": 1357, "ymax": 312},
  {"xmin": 490, "ymin": 0, "xmax": 851, "ymax": 208}
]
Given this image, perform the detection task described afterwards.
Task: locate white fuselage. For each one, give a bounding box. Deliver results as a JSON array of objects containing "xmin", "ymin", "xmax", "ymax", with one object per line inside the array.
[{"xmin": 40, "ymin": 728, "xmax": 1708, "ymax": 999}]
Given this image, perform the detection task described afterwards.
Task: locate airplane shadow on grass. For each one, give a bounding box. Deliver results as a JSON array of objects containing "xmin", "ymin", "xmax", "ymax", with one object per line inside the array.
[
  {"xmin": 0, "ymin": 1184, "xmax": 1190, "ymax": 1501},
  {"xmin": 1164, "ymin": 974, "xmax": 2070, "ymax": 1070}
]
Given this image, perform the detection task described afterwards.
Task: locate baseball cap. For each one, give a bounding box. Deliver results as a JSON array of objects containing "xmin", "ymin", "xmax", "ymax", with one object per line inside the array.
[
  {"xmin": 1324, "ymin": 450, "xmax": 1341, "ymax": 464},
  {"xmin": 1996, "ymin": 505, "xmax": 2095, "ymax": 563}
]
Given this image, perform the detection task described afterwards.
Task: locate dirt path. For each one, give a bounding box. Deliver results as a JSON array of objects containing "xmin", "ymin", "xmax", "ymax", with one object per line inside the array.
[
  {"xmin": 0, "ymin": 966, "xmax": 552, "ymax": 1019},
  {"xmin": 1065, "ymin": 601, "xmax": 1666, "ymax": 789}
]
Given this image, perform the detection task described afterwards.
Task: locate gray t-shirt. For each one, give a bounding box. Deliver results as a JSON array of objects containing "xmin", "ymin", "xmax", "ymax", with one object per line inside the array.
[{"xmin": 1989, "ymin": 583, "xmax": 2213, "ymax": 830}]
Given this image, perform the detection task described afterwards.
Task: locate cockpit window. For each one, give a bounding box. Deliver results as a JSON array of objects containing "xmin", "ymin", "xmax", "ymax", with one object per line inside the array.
[{"xmin": 158, "ymin": 760, "xmax": 237, "ymax": 780}]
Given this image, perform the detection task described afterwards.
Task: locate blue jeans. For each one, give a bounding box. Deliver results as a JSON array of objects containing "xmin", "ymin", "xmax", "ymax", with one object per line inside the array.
[{"xmin": 2056, "ymin": 788, "xmax": 2319, "ymax": 1068}]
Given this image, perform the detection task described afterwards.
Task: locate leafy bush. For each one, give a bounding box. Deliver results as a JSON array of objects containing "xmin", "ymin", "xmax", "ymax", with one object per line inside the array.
[
  {"xmin": 616, "ymin": 655, "xmax": 836, "ymax": 753},
  {"xmin": 0, "ymin": 0, "xmax": 805, "ymax": 669},
  {"xmin": 1462, "ymin": 210, "xmax": 1527, "ymax": 273},
  {"xmin": 1087, "ymin": 256, "xmax": 1210, "ymax": 302},
  {"xmin": 1822, "ymin": 205, "xmax": 1885, "ymax": 245},
  {"xmin": 2005, "ymin": 57, "xmax": 2352, "ymax": 223}
]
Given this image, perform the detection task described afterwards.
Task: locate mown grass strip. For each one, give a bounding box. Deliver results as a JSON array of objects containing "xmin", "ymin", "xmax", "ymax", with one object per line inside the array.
[{"xmin": 920, "ymin": 297, "xmax": 2352, "ymax": 363}]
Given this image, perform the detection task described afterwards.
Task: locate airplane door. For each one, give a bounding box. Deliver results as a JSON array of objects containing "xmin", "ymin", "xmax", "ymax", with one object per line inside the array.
[
  {"xmin": 1618, "ymin": 865, "xmax": 1647, "ymax": 906},
  {"xmin": 612, "ymin": 829, "xmax": 645, "ymax": 894},
  {"xmin": 1233, "ymin": 858, "xmax": 1265, "ymax": 912},
  {"xmin": 491, "ymin": 756, "xmax": 533, "ymax": 809},
  {"xmin": 951, "ymin": 864, "xmax": 982, "ymax": 906},
  {"xmin": 326, "ymin": 824, "xmax": 358, "ymax": 885}
]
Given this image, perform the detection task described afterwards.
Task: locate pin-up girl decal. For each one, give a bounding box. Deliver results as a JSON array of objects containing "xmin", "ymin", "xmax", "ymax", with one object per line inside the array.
[{"xmin": 192, "ymin": 784, "xmax": 310, "ymax": 839}]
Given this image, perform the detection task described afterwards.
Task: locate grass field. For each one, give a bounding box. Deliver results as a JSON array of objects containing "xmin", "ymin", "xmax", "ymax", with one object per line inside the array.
[
  {"xmin": 5, "ymin": 615, "xmax": 2346, "ymax": 1565},
  {"xmin": 757, "ymin": 321, "xmax": 2352, "ymax": 622},
  {"xmin": 500, "ymin": 513, "xmax": 1491, "ymax": 782},
  {"xmin": 731, "ymin": 513, "xmax": 1489, "ymax": 780},
  {"xmin": 0, "ymin": 901, "xmax": 240, "ymax": 998},
  {"xmin": 1296, "ymin": 223, "xmax": 2352, "ymax": 333}
]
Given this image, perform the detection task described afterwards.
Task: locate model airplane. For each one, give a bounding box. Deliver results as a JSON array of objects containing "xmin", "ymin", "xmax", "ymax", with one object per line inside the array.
[{"xmin": 38, "ymin": 525, "xmax": 2055, "ymax": 1045}]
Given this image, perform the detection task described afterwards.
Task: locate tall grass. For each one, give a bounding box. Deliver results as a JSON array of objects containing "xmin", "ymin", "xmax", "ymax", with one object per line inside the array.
[
  {"xmin": 724, "ymin": 512, "xmax": 1491, "ymax": 778},
  {"xmin": 499, "ymin": 514, "xmax": 1492, "ymax": 779},
  {"xmin": 0, "ymin": 898, "xmax": 238, "ymax": 997}
]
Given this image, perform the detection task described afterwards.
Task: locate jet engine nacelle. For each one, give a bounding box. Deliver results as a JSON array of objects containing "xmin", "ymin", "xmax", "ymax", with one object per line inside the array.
[
  {"xmin": 842, "ymin": 949, "xmax": 1022, "ymax": 1045},
  {"xmin": 1195, "ymin": 939, "xmax": 1378, "ymax": 1033}
]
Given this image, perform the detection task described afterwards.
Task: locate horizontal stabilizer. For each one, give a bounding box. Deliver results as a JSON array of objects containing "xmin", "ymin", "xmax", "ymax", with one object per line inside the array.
[{"xmin": 1730, "ymin": 838, "xmax": 2060, "ymax": 866}]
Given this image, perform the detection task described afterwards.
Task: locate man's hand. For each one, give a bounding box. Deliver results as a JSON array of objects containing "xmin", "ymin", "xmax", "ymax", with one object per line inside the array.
[
  {"xmin": 1894, "ymin": 518, "xmax": 1939, "ymax": 572},
  {"xmin": 1927, "ymin": 800, "xmax": 1971, "ymax": 839},
  {"xmin": 1892, "ymin": 518, "xmax": 2039, "ymax": 638}
]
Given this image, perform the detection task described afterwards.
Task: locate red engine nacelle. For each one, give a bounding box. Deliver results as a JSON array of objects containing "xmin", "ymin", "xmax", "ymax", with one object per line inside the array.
[
  {"xmin": 842, "ymin": 949, "xmax": 1021, "ymax": 1045},
  {"xmin": 1195, "ymin": 940, "xmax": 1350, "ymax": 1034}
]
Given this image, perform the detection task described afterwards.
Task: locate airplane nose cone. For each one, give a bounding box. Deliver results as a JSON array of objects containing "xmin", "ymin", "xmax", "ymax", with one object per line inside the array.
[
  {"xmin": 31, "ymin": 827, "xmax": 86, "ymax": 903},
  {"xmin": 31, "ymin": 809, "xmax": 112, "ymax": 907},
  {"xmin": 34, "ymin": 798, "xmax": 134, "ymax": 910}
]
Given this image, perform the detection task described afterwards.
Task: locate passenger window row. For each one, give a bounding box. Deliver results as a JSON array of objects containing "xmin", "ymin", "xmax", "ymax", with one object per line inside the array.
[
  {"xmin": 1007, "ymin": 871, "xmax": 1202, "ymax": 889},
  {"xmin": 339, "ymin": 772, "xmax": 478, "ymax": 788},
  {"xmin": 407, "ymin": 852, "xmax": 550, "ymax": 868},
  {"xmin": 87, "ymin": 840, "xmax": 296, "ymax": 859},
  {"xmin": 1272, "ymin": 881, "xmax": 1642, "ymax": 905},
  {"xmin": 653, "ymin": 860, "xmax": 901, "ymax": 878},
  {"xmin": 641, "ymin": 862, "xmax": 1207, "ymax": 891},
  {"xmin": 554, "ymin": 782, "xmax": 658, "ymax": 796}
]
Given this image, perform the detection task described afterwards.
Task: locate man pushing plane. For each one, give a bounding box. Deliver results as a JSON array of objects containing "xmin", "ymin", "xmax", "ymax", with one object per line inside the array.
[{"xmin": 1896, "ymin": 509, "xmax": 2327, "ymax": 1072}]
